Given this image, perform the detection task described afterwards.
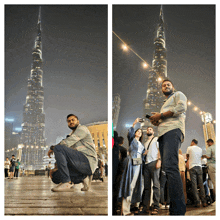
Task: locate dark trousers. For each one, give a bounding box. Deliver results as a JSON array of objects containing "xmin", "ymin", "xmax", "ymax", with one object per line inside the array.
[
  {"xmin": 160, "ymin": 170, "xmax": 170, "ymax": 205},
  {"xmin": 189, "ymin": 166, "xmax": 206, "ymax": 204},
  {"xmin": 52, "ymin": 145, "xmax": 92, "ymax": 184},
  {"xmin": 158, "ymin": 129, "xmax": 186, "ymax": 215},
  {"xmin": 5, "ymin": 168, "xmax": 9, "ymax": 178},
  {"xmin": 14, "ymin": 168, "xmax": 19, "ymax": 177},
  {"xmin": 143, "ymin": 160, "xmax": 160, "ymax": 210}
]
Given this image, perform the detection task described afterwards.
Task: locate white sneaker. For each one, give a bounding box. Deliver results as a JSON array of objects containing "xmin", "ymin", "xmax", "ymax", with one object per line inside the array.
[
  {"xmin": 51, "ymin": 182, "xmax": 74, "ymax": 192},
  {"xmin": 81, "ymin": 175, "xmax": 93, "ymax": 191}
]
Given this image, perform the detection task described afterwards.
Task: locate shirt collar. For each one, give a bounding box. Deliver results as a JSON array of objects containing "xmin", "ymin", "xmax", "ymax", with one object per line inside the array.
[{"xmin": 163, "ymin": 92, "xmax": 175, "ymax": 103}]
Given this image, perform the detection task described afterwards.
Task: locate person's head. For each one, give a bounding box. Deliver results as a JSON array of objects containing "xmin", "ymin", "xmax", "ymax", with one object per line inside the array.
[
  {"xmin": 206, "ymin": 139, "xmax": 214, "ymax": 146},
  {"xmin": 179, "ymin": 149, "xmax": 182, "ymax": 155},
  {"xmin": 67, "ymin": 114, "xmax": 79, "ymax": 130},
  {"xmin": 117, "ymin": 136, "xmax": 124, "ymax": 145},
  {"xmin": 135, "ymin": 128, "xmax": 143, "ymax": 142},
  {"xmin": 17, "ymin": 159, "xmax": 19, "ymax": 162},
  {"xmin": 6, "ymin": 157, "xmax": 9, "ymax": 161},
  {"xmin": 146, "ymin": 126, "xmax": 154, "ymax": 137},
  {"xmin": 161, "ymin": 79, "xmax": 174, "ymax": 97},
  {"xmin": 191, "ymin": 139, "xmax": 198, "ymax": 146},
  {"xmin": 12, "ymin": 155, "xmax": 15, "ymax": 158}
]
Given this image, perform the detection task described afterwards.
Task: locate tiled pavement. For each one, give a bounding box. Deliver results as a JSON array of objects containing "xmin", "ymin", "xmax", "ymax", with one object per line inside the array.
[{"xmin": 4, "ymin": 175, "xmax": 108, "ymax": 215}]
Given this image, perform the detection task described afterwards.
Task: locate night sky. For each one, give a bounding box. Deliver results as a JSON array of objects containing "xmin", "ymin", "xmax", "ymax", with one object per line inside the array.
[
  {"xmin": 113, "ymin": 5, "xmax": 215, "ymax": 153},
  {"xmin": 5, "ymin": 5, "xmax": 107, "ymax": 146}
]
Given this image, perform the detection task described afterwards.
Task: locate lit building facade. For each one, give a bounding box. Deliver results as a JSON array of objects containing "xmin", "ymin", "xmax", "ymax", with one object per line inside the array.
[
  {"xmin": 112, "ymin": 94, "xmax": 121, "ymax": 130},
  {"xmin": 20, "ymin": 7, "xmax": 46, "ymax": 169},
  {"xmin": 85, "ymin": 121, "xmax": 108, "ymax": 162},
  {"xmin": 142, "ymin": 6, "xmax": 167, "ymax": 142}
]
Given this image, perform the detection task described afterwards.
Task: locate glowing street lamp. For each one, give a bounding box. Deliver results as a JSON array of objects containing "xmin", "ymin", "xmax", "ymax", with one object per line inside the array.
[
  {"xmin": 143, "ymin": 63, "xmax": 148, "ymax": 68},
  {"xmin": 158, "ymin": 77, "xmax": 162, "ymax": 82},
  {"xmin": 187, "ymin": 101, "xmax": 191, "ymax": 106},
  {"xmin": 193, "ymin": 107, "xmax": 198, "ymax": 111},
  {"xmin": 122, "ymin": 44, "xmax": 128, "ymax": 51}
]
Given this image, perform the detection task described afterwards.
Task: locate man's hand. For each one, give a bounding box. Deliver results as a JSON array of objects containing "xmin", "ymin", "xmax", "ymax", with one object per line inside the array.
[
  {"xmin": 48, "ymin": 149, "xmax": 54, "ymax": 158},
  {"xmin": 149, "ymin": 112, "xmax": 161, "ymax": 126}
]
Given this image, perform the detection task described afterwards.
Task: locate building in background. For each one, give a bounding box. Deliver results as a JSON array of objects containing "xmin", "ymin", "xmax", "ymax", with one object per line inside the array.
[
  {"xmin": 20, "ymin": 7, "xmax": 47, "ymax": 169},
  {"xmin": 85, "ymin": 121, "xmax": 108, "ymax": 163},
  {"xmin": 112, "ymin": 94, "xmax": 121, "ymax": 130},
  {"xmin": 142, "ymin": 6, "xmax": 167, "ymax": 142}
]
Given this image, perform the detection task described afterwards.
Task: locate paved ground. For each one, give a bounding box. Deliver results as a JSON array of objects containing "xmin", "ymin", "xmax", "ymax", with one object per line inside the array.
[{"xmin": 4, "ymin": 175, "xmax": 108, "ymax": 215}]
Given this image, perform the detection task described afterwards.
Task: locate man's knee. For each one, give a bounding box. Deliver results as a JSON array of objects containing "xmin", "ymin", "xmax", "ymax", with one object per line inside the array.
[{"xmin": 54, "ymin": 144, "xmax": 66, "ymax": 153}]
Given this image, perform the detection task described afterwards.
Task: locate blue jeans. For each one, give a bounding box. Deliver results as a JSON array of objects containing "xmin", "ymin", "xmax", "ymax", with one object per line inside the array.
[
  {"xmin": 158, "ymin": 129, "xmax": 186, "ymax": 215},
  {"xmin": 143, "ymin": 160, "xmax": 160, "ymax": 210},
  {"xmin": 160, "ymin": 170, "xmax": 170, "ymax": 205},
  {"xmin": 52, "ymin": 145, "xmax": 92, "ymax": 184}
]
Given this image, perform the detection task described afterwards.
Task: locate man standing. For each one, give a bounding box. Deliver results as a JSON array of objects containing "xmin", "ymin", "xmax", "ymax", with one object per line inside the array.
[
  {"xmin": 149, "ymin": 79, "xmax": 187, "ymax": 215},
  {"xmin": 9, "ymin": 155, "xmax": 16, "ymax": 179},
  {"xmin": 186, "ymin": 139, "xmax": 207, "ymax": 207},
  {"xmin": 203, "ymin": 139, "xmax": 215, "ymax": 201},
  {"xmin": 141, "ymin": 127, "xmax": 161, "ymax": 215},
  {"xmin": 4, "ymin": 157, "xmax": 10, "ymax": 179},
  {"xmin": 48, "ymin": 114, "xmax": 97, "ymax": 192}
]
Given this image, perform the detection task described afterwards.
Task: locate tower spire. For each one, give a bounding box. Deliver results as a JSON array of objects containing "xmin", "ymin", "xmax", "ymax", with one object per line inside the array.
[
  {"xmin": 38, "ymin": 6, "xmax": 41, "ymax": 24},
  {"xmin": 142, "ymin": 6, "xmax": 168, "ymax": 141}
]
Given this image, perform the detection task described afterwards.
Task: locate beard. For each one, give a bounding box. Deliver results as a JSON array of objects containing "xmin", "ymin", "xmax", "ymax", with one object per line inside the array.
[
  {"xmin": 163, "ymin": 88, "xmax": 173, "ymax": 96},
  {"xmin": 147, "ymin": 133, "xmax": 153, "ymax": 136},
  {"xmin": 68, "ymin": 124, "xmax": 79, "ymax": 130}
]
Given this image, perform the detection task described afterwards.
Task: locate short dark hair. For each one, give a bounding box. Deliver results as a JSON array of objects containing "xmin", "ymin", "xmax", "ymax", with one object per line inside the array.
[
  {"xmin": 192, "ymin": 139, "xmax": 198, "ymax": 145},
  {"xmin": 67, "ymin": 114, "xmax": 78, "ymax": 120},
  {"xmin": 12, "ymin": 155, "xmax": 15, "ymax": 157},
  {"xmin": 117, "ymin": 136, "xmax": 124, "ymax": 145},
  {"xmin": 162, "ymin": 78, "xmax": 174, "ymax": 86},
  {"xmin": 207, "ymin": 139, "xmax": 214, "ymax": 143},
  {"xmin": 147, "ymin": 126, "xmax": 154, "ymax": 131}
]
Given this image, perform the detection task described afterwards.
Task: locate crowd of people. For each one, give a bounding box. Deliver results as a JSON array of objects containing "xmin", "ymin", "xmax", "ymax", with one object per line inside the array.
[
  {"xmin": 4, "ymin": 155, "xmax": 21, "ymax": 179},
  {"xmin": 113, "ymin": 79, "xmax": 216, "ymax": 216}
]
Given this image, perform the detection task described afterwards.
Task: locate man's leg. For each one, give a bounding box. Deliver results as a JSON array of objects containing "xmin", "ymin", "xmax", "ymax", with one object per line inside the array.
[
  {"xmin": 208, "ymin": 164, "xmax": 216, "ymax": 199},
  {"xmin": 152, "ymin": 165, "xmax": 160, "ymax": 210},
  {"xmin": 142, "ymin": 164, "xmax": 152, "ymax": 212},
  {"xmin": 51, "ymin": 145, "xmax": 92, "ymax": 191},
  {"xmin": 158, "ymin": 129, "xmax": 186, "ymax": 215},
  {"xmin": 189, "ymin": 167, "xmax": 200, "ymax": 206},
  {"xmin": 196, "ymin": 166, "xmax": 207, "ymax": 205}
]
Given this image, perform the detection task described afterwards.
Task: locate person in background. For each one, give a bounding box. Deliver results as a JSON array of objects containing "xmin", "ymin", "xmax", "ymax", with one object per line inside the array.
[
  {"xmin": 203, "ymin": 139, "xmax": 216, "ymax": 201},
  {"xmin": 14, "ymin": 159, "xmax": 21, "ymax": 178},
  {"xmin": 186, "ymin": 139, "xmax": 207, "ymax": 207},
  {"xmin": 4, "ymin": 157, "xmax": 10, "ymax": 179},
  {"xmin": 9, "ymin": 155, "xmax": 16, "ymax": 179},
  {"xmin": 118, "ymin": 118, "xmax": 145, "ymax": 216}
]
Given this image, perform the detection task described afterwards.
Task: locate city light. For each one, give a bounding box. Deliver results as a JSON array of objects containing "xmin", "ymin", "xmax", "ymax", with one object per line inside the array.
[
  {"xmin": 187, "ymin": 101, "xmax": 191, "ymax": 106},
  {"xmin": 15, "ymin": 127, "xmax": 22, "ymax": 131},
  {"xmin": 158, "ymin": 77, "xmax": 162, "ymax": 82},
  {"xmin": 5, "ymin": 118, "xmax": 14, "ymax": 122},
  {"xmin": 125, "ymin": 123, "xmax": 132, "ymax": 128},
  {"xmin": 193, "ymin": 107, "xmax": 198, "ymax": 111},
  {"xmin": 122, "ymin": 44, "xmax": 128, "ymax": 51},
  {"xmin": 200, "ymin": 111, "xmax": 203, "ymax": 115},
  {"xmin": 213, "ymin": 120, "xmax": 216, "ymax": 124},
  {"xmin": 143, "ymin": 63, "xmax": 148, "ymax": 68}
]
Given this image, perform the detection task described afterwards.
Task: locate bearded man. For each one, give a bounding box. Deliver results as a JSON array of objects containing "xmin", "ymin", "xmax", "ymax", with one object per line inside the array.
[
  {"xmin": 149, "ymin": 79, "xmax": 187, "ymax": 215},
  {"xmin": 48, "ymin": 114, "xmax": 97, "ymax": 192}
]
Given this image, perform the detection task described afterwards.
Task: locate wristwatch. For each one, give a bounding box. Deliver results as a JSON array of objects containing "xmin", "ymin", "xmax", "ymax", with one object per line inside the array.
[{"xmin": 161, "ymin": 113, "xmax": 165, "ymax": 120}]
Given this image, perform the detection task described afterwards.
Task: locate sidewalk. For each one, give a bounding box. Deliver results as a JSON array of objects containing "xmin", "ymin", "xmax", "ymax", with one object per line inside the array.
[{"xmin": 4, "ymin": 175, "xmax": 108, "ymax": 215}]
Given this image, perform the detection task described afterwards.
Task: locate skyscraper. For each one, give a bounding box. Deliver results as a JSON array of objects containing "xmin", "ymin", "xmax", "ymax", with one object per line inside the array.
[
  {"xmin": 20, "ymin": 7, "xmax": 46, "ymax": 169},
  {"xmin": 142, "ymin": 6, "xmax": 167, "ymax": 141}
]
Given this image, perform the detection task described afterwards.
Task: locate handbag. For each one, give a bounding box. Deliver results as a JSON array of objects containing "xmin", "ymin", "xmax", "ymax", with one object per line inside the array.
[{"xmin": 132, "ymin": 157, "xmax": 142, "ymax": 165}]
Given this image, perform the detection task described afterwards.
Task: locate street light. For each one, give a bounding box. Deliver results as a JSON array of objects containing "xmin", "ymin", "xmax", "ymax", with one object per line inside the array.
[{"xmin": 122, "ymin": 44, "xmax": 128, "ymax": 51}]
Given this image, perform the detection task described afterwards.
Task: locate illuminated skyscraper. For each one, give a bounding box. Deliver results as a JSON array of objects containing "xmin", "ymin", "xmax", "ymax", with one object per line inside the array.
[
  {"xmin": 142, "ymin": 6, "xmax": 167, "ymax": 141},
  {"xmin": 20, "ymin": 7, "xmax": 46, "ymax": 169},
  {"xmin": 112, "ymin": 94, "xmax": 121, "ymax": 130}
]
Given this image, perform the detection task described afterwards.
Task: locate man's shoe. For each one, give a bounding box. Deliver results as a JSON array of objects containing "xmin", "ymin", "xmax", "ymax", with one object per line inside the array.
[
  {"xmin": 81, "ymin": 175, "xmax": 92, "ymax": 191},
  {"xmin": 51, "ymin": 182, "xmax": 74, "ymax": 192},
  {"xmin": 194, "ymin": 202, "xmax": 200, "ymax": 207}
]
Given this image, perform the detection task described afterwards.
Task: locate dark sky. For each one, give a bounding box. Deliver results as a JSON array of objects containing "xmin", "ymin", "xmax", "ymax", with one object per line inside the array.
[
  {"xmin": 113, "ymin": 5, "xmax": 215, "ymax": 153},
  {"xmin": 5, "ymin": 5, "xmax": 107, "ymax": 146}
]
